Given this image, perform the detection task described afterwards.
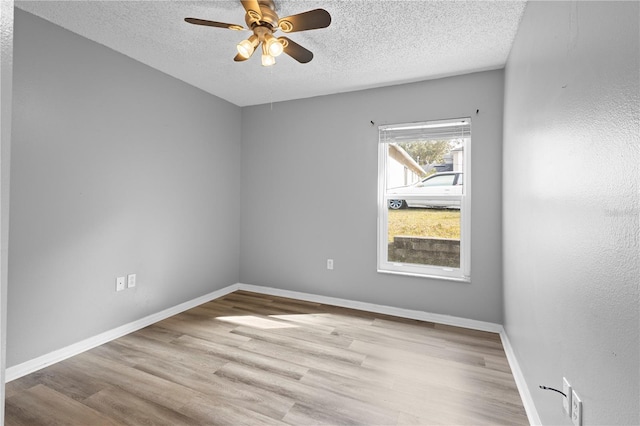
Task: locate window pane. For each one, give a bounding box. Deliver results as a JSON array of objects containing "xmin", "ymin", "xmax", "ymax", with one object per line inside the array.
[
  {"xmin": 385, "ymin": 140, "xmax": 464, "ymax": 207},
  {"xmin": 421, "ymin": 174, "xmax": 455, "ymax": 186},
  {"xmin": 386, "ymin": 201, "xmax": 461, "ymax": 268}
]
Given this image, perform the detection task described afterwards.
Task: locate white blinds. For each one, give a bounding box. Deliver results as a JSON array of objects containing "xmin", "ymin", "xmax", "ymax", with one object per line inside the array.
[{"xmin": 379, "ymin": 118, "xmax": 470, "ymax": 144}]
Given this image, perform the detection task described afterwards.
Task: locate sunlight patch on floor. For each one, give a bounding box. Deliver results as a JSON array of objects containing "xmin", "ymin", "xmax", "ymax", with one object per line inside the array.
[{"xmin": 216, "ymin": 315, "xmax": 299, "ymax": 329}]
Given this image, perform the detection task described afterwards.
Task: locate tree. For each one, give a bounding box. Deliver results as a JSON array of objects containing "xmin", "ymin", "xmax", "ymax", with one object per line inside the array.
[{"xmin": 397, "ymin": 140, "xmax": 456, "ymax": 165}]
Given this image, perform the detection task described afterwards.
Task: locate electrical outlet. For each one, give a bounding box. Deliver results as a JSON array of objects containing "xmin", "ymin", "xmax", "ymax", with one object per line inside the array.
[
  {"xmin": 571, "ymin": 389, "xmax": 582, "ymax": 426},
  {"xmin": 127, "ymin": 274, "xmax": 136, "ymax": 288},
  {"xmin": 116, "ymin": 276, "xmax": 126, "ymax": 292},
  {"xmin": 563, "ymin": 377, "xmax": 572, "ymax": 416},
  {"xmin": 327, "ymin": 259, "xmax": 334, "ymax": 270}
]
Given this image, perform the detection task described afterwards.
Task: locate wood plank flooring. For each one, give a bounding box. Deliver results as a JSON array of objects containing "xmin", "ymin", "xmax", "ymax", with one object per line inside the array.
[{"xmin": 5, "ymin": 291, "xmax": 529, "ymax": 425}]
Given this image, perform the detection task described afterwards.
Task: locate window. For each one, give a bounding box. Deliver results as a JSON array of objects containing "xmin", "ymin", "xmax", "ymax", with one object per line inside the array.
[{"xmin": 377, "ymin": 118, "xmax": 471, "ymax": 281}]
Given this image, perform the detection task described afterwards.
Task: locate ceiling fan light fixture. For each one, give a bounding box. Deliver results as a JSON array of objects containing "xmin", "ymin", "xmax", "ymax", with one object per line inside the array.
[
  {"xmin": 264, "ymin": 34, "xmax": 284, "ymax": 57},
  {"xmin": 237, "ymin": 34, "xmax": 259, "ymax": 59},
  {"xmin": 261, "ymin": 42, "xmax": 276, "ymax": 66},
  {"xmin": 261, "ymin": 53, "xmax": 276, "ymax": 66}
]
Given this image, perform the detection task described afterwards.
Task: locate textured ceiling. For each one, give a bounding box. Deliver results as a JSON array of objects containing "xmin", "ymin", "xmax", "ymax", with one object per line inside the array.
[{"xmin": 16, "ymin": 0, "xmax": 527, "ymax": 107}]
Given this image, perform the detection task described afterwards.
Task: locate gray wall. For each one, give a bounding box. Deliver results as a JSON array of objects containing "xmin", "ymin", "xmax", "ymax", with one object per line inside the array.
[
  {"xmin": 7, "ymin": 9, "xmax": 241, "ymax": 367},
  {"xmin": 240, "ymin": 70, "xmax": 504, "ymax": 323},
  {"xmin": 503, "ymin": 2, "xmax": 639, "ymax": 425},
  {"xmin": 1, "ymin": 1, "xmax": 15, "ymax": 421}
]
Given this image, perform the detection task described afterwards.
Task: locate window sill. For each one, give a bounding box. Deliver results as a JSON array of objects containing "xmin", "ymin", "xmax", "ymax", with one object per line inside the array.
[{"xmin": 377, "ymin": 268, "xmax": 471, "ymax": 283}]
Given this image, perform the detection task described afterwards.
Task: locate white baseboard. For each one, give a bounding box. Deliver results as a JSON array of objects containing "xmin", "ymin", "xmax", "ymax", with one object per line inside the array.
[
  {"xmin": 500, "ymin": 329, "xmax": 542, "ymax": 426},
  {"xmin": 5, "ymin": 282, "xmax": 541, "ymax": 425},
  {"xmin": 236, "ymin": 283, "xmax": 503, "ymax": 333},
  {"xmin": 5, "ymin": 284, "xmax": 241, "ymax": 382}
]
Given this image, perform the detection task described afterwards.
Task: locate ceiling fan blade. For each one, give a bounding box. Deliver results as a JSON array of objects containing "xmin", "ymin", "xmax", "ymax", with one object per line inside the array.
[
  {"xmin": 279, "ymin": 37, "xmax": 313, "ymax": 63},
  {"xmin": 278, "ymin": 9, "xmax": 331, "ymax": 33},
  {"xmin": 185, "ymin": 18, "xmax": 245, "ymax": 31},
  {"xmin": 240, "ymin": 0, "xmax": 262, "ymax": 22}
]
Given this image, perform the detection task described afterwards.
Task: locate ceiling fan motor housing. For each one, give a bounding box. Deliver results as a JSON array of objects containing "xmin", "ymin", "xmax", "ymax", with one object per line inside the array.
[{"xmin": 246, "ymin": 0, "xmax": 279, "ymax": 30}]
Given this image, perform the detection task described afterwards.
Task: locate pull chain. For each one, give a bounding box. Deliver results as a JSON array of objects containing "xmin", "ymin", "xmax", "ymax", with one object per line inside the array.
[{"xmin": 270, "ymin": 65, "xmax": 274, "ymax": 111}]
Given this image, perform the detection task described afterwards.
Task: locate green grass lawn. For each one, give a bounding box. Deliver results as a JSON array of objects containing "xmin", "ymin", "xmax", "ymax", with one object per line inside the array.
[{"xmin": 388, "ymin": 208, "xmax": 460, "ymax": 242}]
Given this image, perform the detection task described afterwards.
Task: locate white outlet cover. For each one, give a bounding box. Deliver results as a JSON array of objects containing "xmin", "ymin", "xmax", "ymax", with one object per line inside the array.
[
  {"xmin": 116, "ymin": 277, "xmax": 126, "ymax": 292},
  {"xmin": 127, "ymin": 274, "xmax": 136, "ymax": 288},
  {"xmin": 327, "ymin": 259, "xmax": 334, "ymax": 270},
  {"xmin": 571, "ymin": 389, "xmax": 582, "ymax": 426},
  {"xmin": 563, "ymin": 377, "xmax": 572, "ymax": 416}
]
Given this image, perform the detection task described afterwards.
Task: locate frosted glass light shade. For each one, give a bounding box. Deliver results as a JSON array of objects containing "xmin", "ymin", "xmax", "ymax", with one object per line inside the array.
[{"xmin": 261, "ymin": 53, "xmax": 276, "ymax": 66}]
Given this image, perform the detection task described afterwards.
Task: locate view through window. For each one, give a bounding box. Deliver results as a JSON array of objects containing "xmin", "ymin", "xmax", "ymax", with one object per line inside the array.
[{"xmin": 377, "ymin": 118, "xmax": 470, "ymax": 281}]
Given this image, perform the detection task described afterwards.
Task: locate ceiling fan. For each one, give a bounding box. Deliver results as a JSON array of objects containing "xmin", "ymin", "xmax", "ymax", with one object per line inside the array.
[{"xmin": 185, "ymin": 0, "xmax": 331, "ymax": 66}]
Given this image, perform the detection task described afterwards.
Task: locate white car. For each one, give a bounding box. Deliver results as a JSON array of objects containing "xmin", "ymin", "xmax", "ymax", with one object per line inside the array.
[{"xmin": 387, "ymin": 172, "xmax": 463, "ymax": 209}]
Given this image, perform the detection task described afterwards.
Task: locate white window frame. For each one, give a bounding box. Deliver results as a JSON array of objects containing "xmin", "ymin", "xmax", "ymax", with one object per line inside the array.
[{"xmin": 377, "ymin": 118, "xmax": 471, "ymax": 282}]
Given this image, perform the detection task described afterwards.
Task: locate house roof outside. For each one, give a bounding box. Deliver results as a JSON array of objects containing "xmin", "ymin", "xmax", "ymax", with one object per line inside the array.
[{"xmin": 388, "ymin": 143, "xmax": 426, "ymax": 178}]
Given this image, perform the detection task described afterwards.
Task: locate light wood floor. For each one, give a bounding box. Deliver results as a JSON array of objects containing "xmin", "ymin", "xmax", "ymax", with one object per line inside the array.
[{"xmin": 5, "ymin": 291, "xmax": 529, "ymax": 425}]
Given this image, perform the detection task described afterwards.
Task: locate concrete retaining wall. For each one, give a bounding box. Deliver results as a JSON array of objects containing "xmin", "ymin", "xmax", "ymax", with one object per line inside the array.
[{"xmin": 388, "ymin": 236, "xmax": 460, "ymax": 267}]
